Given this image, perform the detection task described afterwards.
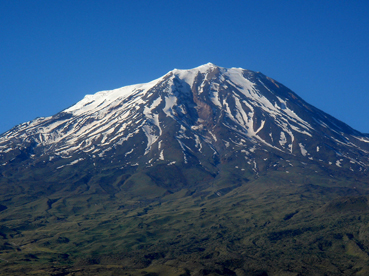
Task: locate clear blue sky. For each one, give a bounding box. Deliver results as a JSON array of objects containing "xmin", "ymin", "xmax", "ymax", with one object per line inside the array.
[{"xmin": 1, "ymin": 0, "xmax": 369, "ymax": 134}]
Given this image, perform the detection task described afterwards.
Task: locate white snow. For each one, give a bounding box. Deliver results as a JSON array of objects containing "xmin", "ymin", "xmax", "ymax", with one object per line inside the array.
[
  {"xmin": 279, "ymin": 132, "xmax": 287, "ymax": 147},
  {"xmin": 209, "ymin": 83, "xmax": 222, "ymax": 108},
  {"xmin": 299, "ymin": 143, "xmax": 308, "ymax": 156},
  {"xmin": 171, "ymin": 62, "xmax": 218, "ymax": 89},
  {"xmin": 353, "ymin": 136, "xmax": 369, "ymax": 143},
  {"xmin": 208, "ymin": 130, "xmax": 217, "ymax": 142},
  {"xmin": 125, "ymin": 148, "xmax": 134, "ymax": 157},
  {"xmin": 163, "ymin": 95, "xmax": 177, "ymax": 118},
  {"xmin": 194, "ymin": 135, "xmax": 203, "ymax": 152},
  {"xmin": 142, "ymin": 124, "xmax": 159, "ymax": 155},
  {"xmin": 159, "ymin": 150, "xmax": 164, "ymax": 160},
  {"xmin": 56, "ymin": 157, "xmax": 85, "ymax": 169},
  {"xmin": 255, "ymin": 120, "xmax": 265, "ymax": 135},
  {"xmin": 69, "ymin": 158, "xmax": 85, "ymax": 165},
  {"xmin": 64, "ymin": 77, "xmax": 162, "ymax": 115},
  {"xmin": 176, "ymin": 139, "xmax": 190, "ymax": 163}
]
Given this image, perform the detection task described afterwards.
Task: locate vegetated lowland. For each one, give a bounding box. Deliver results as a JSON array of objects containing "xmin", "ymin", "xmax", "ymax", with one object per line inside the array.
[{"xmin": 1, "ymin": 153, "xmax": 369, "ymax": 276}]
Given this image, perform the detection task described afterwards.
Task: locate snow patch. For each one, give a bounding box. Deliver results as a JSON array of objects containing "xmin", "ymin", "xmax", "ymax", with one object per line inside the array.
[
  {"xmin": 279, "ymin": 132, "xmax": 287, "ymax": 147},
  {"xmin": 57, "ymin": 158, "xmax": 85, "ymax": 169},
  {"xmin": 299, "ymin": 143, "xmax": 307, "ymax": 156},
  {"xmin": 159, "ymin": 150, "xmax": 164, "ymax": 160},
  {"xmin": 142, "ymin": 124, "xmax": 159, "ymax": 155}
]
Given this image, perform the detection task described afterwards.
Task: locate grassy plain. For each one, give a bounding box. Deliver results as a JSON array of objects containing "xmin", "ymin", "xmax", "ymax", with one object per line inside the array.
[{"xmin": 1, "ymin": 158, "xmax": 369, "ymax": 275}]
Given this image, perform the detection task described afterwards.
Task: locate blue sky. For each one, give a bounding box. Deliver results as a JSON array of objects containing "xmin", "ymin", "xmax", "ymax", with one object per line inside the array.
[{"xmin": 1, "ymin": 0, "xmax": 369, "ymax": 134}]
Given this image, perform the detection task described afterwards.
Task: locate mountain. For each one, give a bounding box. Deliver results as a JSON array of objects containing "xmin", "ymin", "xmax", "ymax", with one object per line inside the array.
[
  {"xmin": 1, "ymin": 63, "xmax": 369, "ymax": 187},
  {"xmin": 1, "ymin": 63, "xmax": 369, "ymax": 275}
]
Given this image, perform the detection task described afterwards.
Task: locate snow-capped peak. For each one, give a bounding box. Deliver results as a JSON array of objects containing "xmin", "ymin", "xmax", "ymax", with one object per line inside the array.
[
  {"xmin": 67, "ymin": 63, "xmax": 220, "ymax": 116},
  {"xmin": 1, "ymin": 63, "xmax": 368, "ymax": 175}
]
